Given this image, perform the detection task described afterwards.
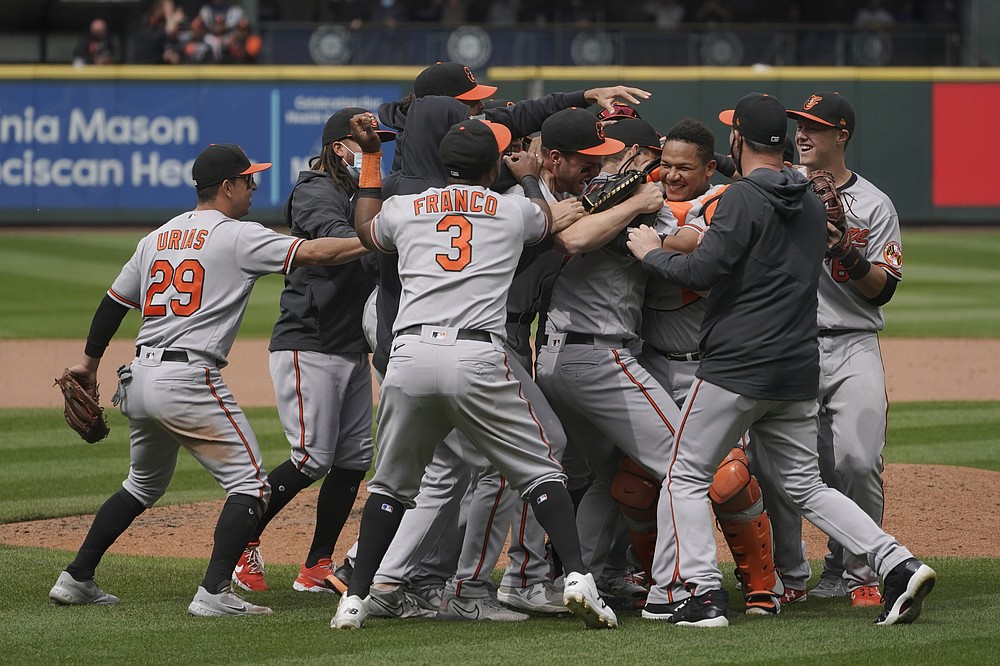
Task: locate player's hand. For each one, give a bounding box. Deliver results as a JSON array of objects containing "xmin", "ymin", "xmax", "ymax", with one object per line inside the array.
[
  {"xmin": 632, "ymin": 182, "xmax": 666, "ymax": 214},
  {"xmin": 626, "ymin": 224, "xmax": 663, "ymax": 260},
  {"xmin": 826, "ymin": 221, "xmax": 846, "ymax": 251},
  {"xmin": 504, "ymin": 150, "xmax": 542, "ymax": 182},
  {"xmin": 349, "ymin": 113, "xmax": 382, "ymax": 154},
  {"xmin": 584, "ymin": 85, "xmax": 652, "ymax": 113},
  {"xmin": 550, "ymin": 199, "xmax": 586, "ymax": 233},
  {"xmin": 67, "ymin": 358, "xmax": 100, "ymax": 387}
]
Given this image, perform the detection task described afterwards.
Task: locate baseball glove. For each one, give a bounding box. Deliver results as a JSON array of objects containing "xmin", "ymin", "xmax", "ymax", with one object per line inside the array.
[
  {"xmin": 808, "ymin": 169, "xmax": 849, "ymax": 259},
  {"xmin": 54, "ymin": 369, "xmax": 110, "ymax": 444},
  {"xmin": 580, "ymin": 160, "xmax": 659, "ymax": 214}
]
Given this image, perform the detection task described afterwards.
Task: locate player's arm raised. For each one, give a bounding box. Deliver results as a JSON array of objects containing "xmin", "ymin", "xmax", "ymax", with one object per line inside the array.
[
  {"xmin": 344, "ymin": 112, "xmax": 384, "ymax": 251},
  {"xmin": 584, "ymin": 85, "xmax": 652, "ymax": 114},
  {"xmin": 554, "ymin": 183, "xmax": 663, "ymax": 256}
]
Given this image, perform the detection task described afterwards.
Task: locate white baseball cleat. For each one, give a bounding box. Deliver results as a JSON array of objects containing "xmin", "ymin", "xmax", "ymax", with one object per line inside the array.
[
  {"xmin": 332, "ymin": 594, "xmax": 368, "ymax": 629},
  {"xmin": 368, "ymin": 586, "xmax": 438, "ymax": 619},
  {"xmin": 49, "ymin": 571, "xmax": 120, "ymax": 606},
  {"xmin": 563, "ymin": 572, "xmax": 618, "ymax": 629},
  {"xmin": 437, "ymin": 591, "xmax": 530, "ymax": 621},
  {"xmin": 187, "ymin": 585, "xmax": 272, "ymax": 616},
  {"xmin": 497, "ymin": 581, "xmax": 568, "ymax": 615}
]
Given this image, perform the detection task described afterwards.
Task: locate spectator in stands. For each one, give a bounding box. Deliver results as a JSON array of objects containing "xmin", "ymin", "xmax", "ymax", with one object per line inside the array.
[
  {"xmin": 199, "ymin": 0, "xmax": 247, "ymax": 32},
  {"xmin": 368, "ymin": 0, "xmax": 410, "ymax": 28},
  {"xmin": 206, "ymin": 14, "xmax": 229, "ymax": 60},
  {"xmin": 693, "ymin": 0, "xmax": 731, "ymax": 23},
  {"xmin": 222, "ymin": 17, "xmax": 262, "ymax": 63},
  {"xmin": 181, "ymin": 16, "xmax": 218, "ymax": 63},
  {"xmin": 644, "ymin": 0, "xmax": 684, "ymax": 28},
  {"xmin": 438, "ymin": 0, "xmax": 469, "ymax": 25},
  {"xmin": 854, "ymin": 0, "xmax": 895, "ymax": 28},
  {"xmin": 73, "ymin": 18, "xmax": 117, "ymax": 66},
  {"xmin": 131, "ymin": 0, "xmax": 185, "ymax": 64},
  {"xmin": 485, "ymin": 0, "xmax": 520, "ymax": 25}
]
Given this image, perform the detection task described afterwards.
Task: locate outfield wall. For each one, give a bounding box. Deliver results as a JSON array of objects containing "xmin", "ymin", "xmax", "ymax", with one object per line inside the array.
[{"xmin": 1, "ymin": 65, "xmax": 998, "ymax": 226}]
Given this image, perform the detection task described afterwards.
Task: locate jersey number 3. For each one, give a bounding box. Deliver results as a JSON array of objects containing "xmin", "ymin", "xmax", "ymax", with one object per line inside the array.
[
  {"xmin": 435, "ymin": 214, "xmax": 472, "ymax": 272},
  {"xmin": 144, "ymin": 259, "xmax": 206, "ymax": 317}
]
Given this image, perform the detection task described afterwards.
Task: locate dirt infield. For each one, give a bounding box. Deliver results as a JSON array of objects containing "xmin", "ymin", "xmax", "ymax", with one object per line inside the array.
[
  {"xmin": 9, "ymin": 338, "xmax": 1000, "ymax": 409},
  {"xmin": 3, "ymin": 337, "xmax": 999, "ymax": 563}
]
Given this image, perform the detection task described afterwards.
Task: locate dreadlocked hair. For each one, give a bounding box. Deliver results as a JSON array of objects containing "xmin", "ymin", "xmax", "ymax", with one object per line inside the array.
[{"xmin": 311, "ymin": 144, "xmax": 358, "ymax": 194}]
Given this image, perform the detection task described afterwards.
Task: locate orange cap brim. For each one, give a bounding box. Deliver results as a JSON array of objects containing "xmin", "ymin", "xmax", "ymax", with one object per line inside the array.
[
  {"xmin": 577, "ymin": 137, "xmax": 626, "ymax": 156},
  {"xmin": 240, "ymin": 162, "xmax": 272, "ymax": 175},
  {"xmin": 455, "ymin": 83, "xmax": 499, "ymax": 101},
  {"xmin": 718, "ymin": 109, "xmax": 735, "ymax": 126},
  {"xmin": 786, "ymin": 110, "xmax": 836, "ymax": 128},
  {"xmin": 483, "ymin": 120, "xmax": 512, "ymax": 153}
]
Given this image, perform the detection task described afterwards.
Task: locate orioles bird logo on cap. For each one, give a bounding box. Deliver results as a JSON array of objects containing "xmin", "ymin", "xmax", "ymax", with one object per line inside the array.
[
  {"xmin": 804, "ymin": 95, "xmax": 823, "ymax": 110},
  {"xmin": 595, "ymin": 122, "xmax": 606, "ymax": 141},
  {"xmin": 464, "ymin": 66, "xmax": 476, "ymax": 83}
]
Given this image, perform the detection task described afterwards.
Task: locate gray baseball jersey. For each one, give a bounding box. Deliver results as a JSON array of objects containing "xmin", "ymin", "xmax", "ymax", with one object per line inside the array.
[
  {"xmin": 372, "ymin": 185, "xmax": 547, "ymax": 336},
  {"xmin": 536, "ymin": 170, "xmax": 680, "ymax": 581},
  {"xmin": 817, "ymin": 171, "xmax": 902, "ymax": 331},
  {"xmin": 108, "ymin": 210, "xmax": 303, "ymax": 505},
  {"xmin": 366, "ymin": 183, "xmax": 563, "ymax": 504}
]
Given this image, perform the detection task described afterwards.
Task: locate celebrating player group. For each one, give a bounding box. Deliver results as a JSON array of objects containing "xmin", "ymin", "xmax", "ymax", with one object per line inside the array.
[{"xmin": 49, "ymin": 61, "xmax": 935, "ymax": 631}]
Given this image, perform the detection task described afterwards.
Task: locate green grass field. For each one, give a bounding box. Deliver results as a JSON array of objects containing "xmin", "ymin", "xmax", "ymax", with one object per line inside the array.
[
  {"xmin": 2, "ymin": 227, "xmax": 998, "ymax": 663},
  {"xmin": 2, "ymin": 229, "xmax": 1000, "ymax": 339}
]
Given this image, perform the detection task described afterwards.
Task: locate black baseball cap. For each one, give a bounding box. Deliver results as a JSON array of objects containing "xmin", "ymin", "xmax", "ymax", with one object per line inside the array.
[
  {"xmin": 602, "ymin": 118, "xmax": 662, "ymax": 152},
  {"xmin": 322, "ymin": 107, "xmax": 396, "ymax": 146},
  {"xmin": 786, "ymin": 91, "xmax": 856, "ymax": 137},
  {"xmin": 192, "ymin": 144, "xmax": 271, "ymax": 189},
  {"xmin": 414, "ymin": 62, "xmax": 497, "ymax": 101},
  {"xmin": 718, "ymin": 93, "xmax": 789, "ymax": 146},
  {"xmin": 439, "ymin": 119, "xmax": 512, "ymax": 180},
  {"xmin": 541, "ymin": 107, "xmax": 626, "ymax": 156}
]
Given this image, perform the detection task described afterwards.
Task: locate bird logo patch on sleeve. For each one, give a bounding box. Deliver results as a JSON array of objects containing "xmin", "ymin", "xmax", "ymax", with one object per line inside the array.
[{"xmin": 883, "ymin": 241, "xmax": 903, "ymax": 270}]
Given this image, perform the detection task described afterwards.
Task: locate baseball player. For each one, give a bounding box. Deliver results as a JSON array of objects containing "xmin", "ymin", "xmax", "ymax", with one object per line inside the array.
[
  {"xmin": 626, "ymin": 92, "xmax": 934, "ymax": 627},
  {"xmin": 754, "ymin": 91, "xmax": 905, "ymax": 606},
  {"xmin": 347, "ymin": 74, "xmax": 651, "ymax": 618},
  {"xmin": 630, "ymin": 117, "xmax": 782, "ymax": 617},
  {"xmin": 533, "ymin": 109, "xmax": 680, "ymax": 598},
  {"xmin": 47, "ymin": 144, "xmax": 364, "ymax": 615},
  {"xmin": 332, "ymin": 115, "xmax": 617, "ymax": 630},
  {"xmin": 231, "ymin": 108, "xmax": 393, "ymax": 595}
]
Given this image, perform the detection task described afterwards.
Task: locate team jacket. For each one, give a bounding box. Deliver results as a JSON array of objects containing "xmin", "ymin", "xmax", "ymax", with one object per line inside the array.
[
  {"xmin": 269, "ymin": 169, "xmax": 375, "ymax": 354},
  {"xmin": 640, "ymin": 167, "xmax": 827, "ymax": 401}
]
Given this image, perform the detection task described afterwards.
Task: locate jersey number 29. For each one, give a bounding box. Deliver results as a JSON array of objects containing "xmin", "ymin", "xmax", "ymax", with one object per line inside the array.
[{"xmin": 144, "ymin": 259, "xmax": 206, "ymax": 317}]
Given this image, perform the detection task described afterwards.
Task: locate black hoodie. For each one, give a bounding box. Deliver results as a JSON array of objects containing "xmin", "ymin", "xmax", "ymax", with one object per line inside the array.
[{"xmin": 641, "ymin": 166, "xmax": 826, "ymax": 400}]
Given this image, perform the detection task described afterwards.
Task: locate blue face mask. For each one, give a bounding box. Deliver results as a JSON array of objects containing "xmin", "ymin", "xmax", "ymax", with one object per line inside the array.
[{"xmin": 344, "ymin": 148, "xmax": 363, "ymax": 179}]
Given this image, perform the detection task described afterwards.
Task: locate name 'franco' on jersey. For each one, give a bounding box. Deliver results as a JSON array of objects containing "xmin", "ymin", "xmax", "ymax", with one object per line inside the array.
[
  {"xmin": 816, "ymin": 171, "xmax": 902, "ymax": 331},
  {"xmin": 107, "ymin": 209, "xmax": 303, "ymax": 365},
  {"xmin": 371, "ymin": 184, "xmax": 547, "ymax": 336}
]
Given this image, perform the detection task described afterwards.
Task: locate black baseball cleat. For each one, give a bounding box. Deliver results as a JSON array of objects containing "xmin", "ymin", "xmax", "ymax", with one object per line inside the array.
[
  {"xmin": 324, "ymin": 558, "xmax": 353, "ymax": 595},
  {"xmin": 876, "ymin": 558, "xmax": 936, "ymax": 626},
  {"xmin": 641, "ymin": 600, "xmax": 685, "ymax": 620},
  {"xmin": 667, "ymin": 589, "xmax": 729, "ymax": 627}
]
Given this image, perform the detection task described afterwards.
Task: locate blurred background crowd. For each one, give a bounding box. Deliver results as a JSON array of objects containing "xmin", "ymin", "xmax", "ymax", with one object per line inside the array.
[{"xmin": 2, "ymin": 0, "xmax": 981, "ymax": 67}]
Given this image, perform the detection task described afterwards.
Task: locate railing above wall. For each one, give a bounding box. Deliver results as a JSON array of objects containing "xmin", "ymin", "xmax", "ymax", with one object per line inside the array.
[{"xmin": 261, "ymin": 23, "xmax": 963, "ymax": 68}]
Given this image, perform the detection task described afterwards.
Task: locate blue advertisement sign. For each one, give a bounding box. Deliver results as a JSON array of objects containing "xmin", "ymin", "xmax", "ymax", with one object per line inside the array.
[{"xmin": 0, "ymin": 80, "xmax": 401, "ymax": 223}]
